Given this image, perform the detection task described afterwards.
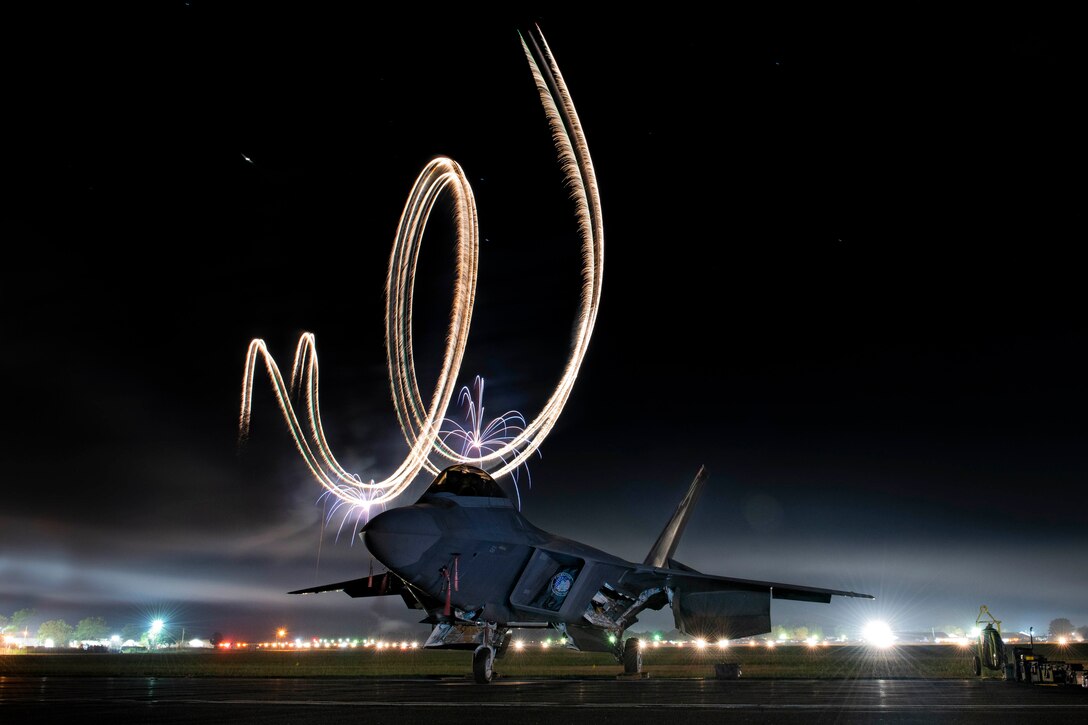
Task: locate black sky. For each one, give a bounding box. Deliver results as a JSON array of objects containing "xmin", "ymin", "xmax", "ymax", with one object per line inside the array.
[{"xmin": 3, "ymin": 7, "xmax": 1083, "ymax": 641}]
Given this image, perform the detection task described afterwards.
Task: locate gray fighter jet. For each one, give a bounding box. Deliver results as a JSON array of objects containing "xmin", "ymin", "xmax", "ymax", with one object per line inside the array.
[{"xmin": 291, "ymin": 464, "xmax": 873, "ymax": 682}]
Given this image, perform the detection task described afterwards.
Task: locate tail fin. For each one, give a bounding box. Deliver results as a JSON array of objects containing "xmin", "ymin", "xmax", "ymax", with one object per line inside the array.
[{"xmin": 643, "ymin": 466, "xmax": 709, "ymax": 568}]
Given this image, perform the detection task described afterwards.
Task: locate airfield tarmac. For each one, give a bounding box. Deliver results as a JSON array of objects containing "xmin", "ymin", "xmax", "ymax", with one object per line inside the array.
[{"xmin": 3, "ymin": 676, "xmax": 1086, "ymax": 724}]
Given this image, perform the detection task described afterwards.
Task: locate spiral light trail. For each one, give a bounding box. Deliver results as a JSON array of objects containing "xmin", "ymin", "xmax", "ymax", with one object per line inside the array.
[{"xmin": 239, "ymin": 26, "xmax": 603, "ymax": 509}]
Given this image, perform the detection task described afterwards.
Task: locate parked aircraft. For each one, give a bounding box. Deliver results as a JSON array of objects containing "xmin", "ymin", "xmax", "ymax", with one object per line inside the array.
[{"xmin": 292, "ymin": 464, "xmax": 873, "ymax": 682}]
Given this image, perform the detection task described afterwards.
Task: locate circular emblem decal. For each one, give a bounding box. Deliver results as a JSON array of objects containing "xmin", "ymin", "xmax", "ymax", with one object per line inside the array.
[{"xmin": 550, "ymin": 571, "xmax": 574, "ymax": 597}]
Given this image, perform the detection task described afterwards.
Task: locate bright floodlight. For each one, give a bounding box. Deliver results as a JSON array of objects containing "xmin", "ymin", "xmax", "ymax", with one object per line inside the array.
[
  {"xmin": 695, "ymin": 638, "xmax": 707, "ymax": 649},
  {"xmin": 862, "ymin": 620, "xmax": 895, "ymax": 648},
  {"xmin": 513, "ymin": 640, "xmax": 524, "ymax": 650},
  {"xmin": 277, "ymin": 628, "xmax": 286, "ymax": 638},
  {"xmin": 717, "ymin": 639, "xmax": 729, "ymax": 649},
  {"xmin": 150, "ymin": 619, "xmax": 164, "ymax": 635}
]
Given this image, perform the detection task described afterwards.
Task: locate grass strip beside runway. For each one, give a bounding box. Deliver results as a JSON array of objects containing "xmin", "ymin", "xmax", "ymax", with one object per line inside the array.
[{"xmin": 2, "ymin": 643, "xmax": 1084, "ymax": 679}]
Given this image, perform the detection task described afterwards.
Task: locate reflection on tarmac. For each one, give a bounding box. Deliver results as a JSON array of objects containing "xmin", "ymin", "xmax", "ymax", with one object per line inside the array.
[{"xmin": 2, "ymin": 676, "xmax": 1085, "ymax": 724}]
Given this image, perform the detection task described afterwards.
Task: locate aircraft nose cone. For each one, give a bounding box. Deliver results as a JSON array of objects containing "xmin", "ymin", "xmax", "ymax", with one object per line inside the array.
[{"xmin": 362, "ymin": 506, "xmax": 442, "ymax": 571}]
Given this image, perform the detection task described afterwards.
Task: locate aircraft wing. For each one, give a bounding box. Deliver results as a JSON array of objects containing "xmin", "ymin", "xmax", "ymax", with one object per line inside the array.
[
  {"xmin": 289, "ymin": 572, "xmax": 444, "ymax": 613},
  {"xmin": 623, "ymin": 566, "xmax": 874, "ymax": 603},
  {"xmin": 289, "ymin": 573, "xmax": 407, "ymax": 599},
  {"xmin": 633, "ymin": 465, "xmax": 873, "ymax": 603},
  {"xmin": 614, "ymin": 565, "xmax": 872, "ymax": 639}
]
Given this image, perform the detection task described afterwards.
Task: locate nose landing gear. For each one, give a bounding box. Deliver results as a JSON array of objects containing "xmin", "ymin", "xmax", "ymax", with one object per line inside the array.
[{"xmin": 473, "ymin": 645, "xmax": 495, "ymax": 683}]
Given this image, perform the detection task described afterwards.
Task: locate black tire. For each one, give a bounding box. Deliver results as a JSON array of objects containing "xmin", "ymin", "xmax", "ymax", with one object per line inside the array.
[
  {"xmin": 473, "ymin": 646, "xmax": 494, "ymax": 684},
  {"xmin": 972, "ymin": 655, "xmax": 982, "ymax": 677},
  {"xmin": 622, "ymin": 637, "xmax": 642, "ymax": 674}
]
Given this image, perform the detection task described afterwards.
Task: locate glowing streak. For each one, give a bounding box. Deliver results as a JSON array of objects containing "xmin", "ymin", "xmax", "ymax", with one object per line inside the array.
[{"xmin": 239, "ymin": 26, "xmax": 602, "ymax": 509}]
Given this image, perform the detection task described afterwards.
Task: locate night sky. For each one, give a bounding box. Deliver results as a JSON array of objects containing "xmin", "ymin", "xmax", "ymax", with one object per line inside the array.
[{"xmin": 4, "ymin": 8, "xmax": 1083, "ymax": 642}]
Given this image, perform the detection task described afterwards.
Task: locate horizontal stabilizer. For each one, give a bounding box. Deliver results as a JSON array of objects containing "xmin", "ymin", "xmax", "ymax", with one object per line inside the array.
[{"xmin": 644, "ymin": 466, "xmax": 709, "ymax": 568}]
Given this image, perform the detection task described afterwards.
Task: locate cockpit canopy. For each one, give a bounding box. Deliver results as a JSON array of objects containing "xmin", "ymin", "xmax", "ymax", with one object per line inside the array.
[{"xmin": 423, "ymin": 464, "xmax": 507, "ymax": 499}]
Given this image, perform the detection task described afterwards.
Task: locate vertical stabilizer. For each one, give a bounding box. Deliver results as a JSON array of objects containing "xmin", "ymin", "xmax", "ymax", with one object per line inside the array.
[{"xmin": 643, "ymin": 466, "xmax": 709, "ymax": 568}]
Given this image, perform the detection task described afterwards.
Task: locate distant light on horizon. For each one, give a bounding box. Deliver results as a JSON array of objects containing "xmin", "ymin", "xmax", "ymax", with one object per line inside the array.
[{"xmin": 862, "ymin": 620, "xmax": 896, "ymax": 648}]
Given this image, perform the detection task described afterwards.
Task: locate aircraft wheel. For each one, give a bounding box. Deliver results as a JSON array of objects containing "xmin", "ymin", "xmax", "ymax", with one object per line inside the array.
[
  {"xmin": 622, "ymin": 637, "xmax": 642, "ymax": 674},
  {"xmin": 972, "ymin": 655, "xmax": 981, "ymax": 677},
  {"xmin": 473, "ymin": 645, "xmax": 494, "ymax": 684}
]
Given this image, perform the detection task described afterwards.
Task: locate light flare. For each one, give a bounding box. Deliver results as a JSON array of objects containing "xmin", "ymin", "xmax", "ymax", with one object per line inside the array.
[{"xmin": 862, "ymin": 620, "xmax": 896, "ymax": 649}]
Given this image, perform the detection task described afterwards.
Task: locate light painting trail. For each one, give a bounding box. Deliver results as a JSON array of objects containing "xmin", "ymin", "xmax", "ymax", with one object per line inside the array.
[{"xmin": 238, "ymin": 26, "xmax": 603, "ymax": 511}]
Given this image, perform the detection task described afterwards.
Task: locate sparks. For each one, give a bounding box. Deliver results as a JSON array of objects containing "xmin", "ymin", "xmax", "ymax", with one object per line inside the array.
[
  {"xmin": 238, "ymin": 26, "xmax": 603, "ymax": 510},
  {"xmin": 440, "ymin": 376, "xmax": 533, "ymax": 508}
]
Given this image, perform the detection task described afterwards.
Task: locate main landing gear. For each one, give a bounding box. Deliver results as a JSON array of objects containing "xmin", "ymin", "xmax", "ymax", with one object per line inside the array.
[{"xmin": 622, "ymin": 637, "xmax": 642, "ymax": 675}]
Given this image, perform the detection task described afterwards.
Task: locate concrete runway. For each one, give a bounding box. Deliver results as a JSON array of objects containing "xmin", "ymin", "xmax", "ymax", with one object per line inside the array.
[{"xmin": 2, "ymin": 676, "xmax": 1085, "ymax": 724}]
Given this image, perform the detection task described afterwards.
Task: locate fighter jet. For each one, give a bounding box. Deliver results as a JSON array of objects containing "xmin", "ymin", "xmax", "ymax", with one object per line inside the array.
[{"xmin": 291, "ymin": 464, "xmax": 873, "ymax": 682}]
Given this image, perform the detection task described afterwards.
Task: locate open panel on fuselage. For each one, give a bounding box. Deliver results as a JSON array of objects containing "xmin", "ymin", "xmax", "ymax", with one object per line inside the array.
[{"xmin": 510, "ymin": 548, "xmax": 585, "ymax": 614}]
